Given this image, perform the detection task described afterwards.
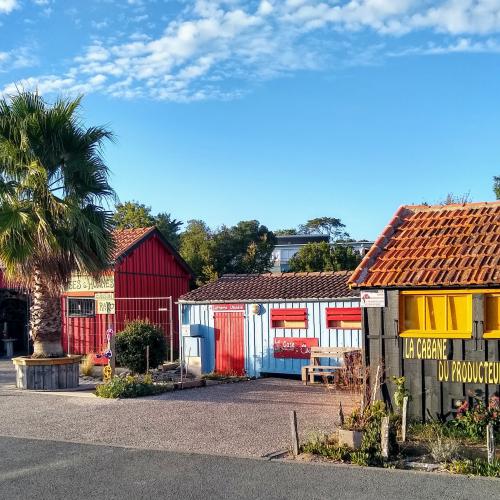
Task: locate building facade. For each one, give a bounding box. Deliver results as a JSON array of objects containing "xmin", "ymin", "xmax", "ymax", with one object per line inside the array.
[
  {"xmin": 271, "ymin": 234, "xmax": 373, "ymax": 272},
  {"xmin": 62, "ymin": 227, "xmax": 192, "ymax": 359},
  {"xmin": 179, "ymin": 271, "xmax": 361, "ymax": 377},
  {"xmin": 349, "ymin": 202, "xmax": 500, "ymax": 420}
]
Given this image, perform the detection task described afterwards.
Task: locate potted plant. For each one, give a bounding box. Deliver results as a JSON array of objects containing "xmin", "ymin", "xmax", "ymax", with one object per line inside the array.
[{"xmin": 338, "ymin": 407, "xmax": 365, "ymax": 450}]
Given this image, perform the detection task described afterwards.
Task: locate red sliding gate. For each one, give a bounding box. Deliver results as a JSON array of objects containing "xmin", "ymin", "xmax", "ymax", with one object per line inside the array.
[{"xmin": 214, "ymin": 312, "xmax": 245, "ymax": 376}]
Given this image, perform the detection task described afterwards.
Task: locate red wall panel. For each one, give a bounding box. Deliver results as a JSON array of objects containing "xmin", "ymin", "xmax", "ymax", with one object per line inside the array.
[{"xmin": 62, "ymin": 232, "xmax": 191, "ymax": 356}]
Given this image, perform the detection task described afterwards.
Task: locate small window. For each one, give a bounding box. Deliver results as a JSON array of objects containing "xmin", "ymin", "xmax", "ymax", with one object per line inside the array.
[
  {"xmin": 484, "ymin": 294, "xmax": 500, "ymax": 338},
  {"xmin": 326, "ymin": 307, "xmax": 361, "ymax": 329},
  {"xmin": 271, "ymin": 308, "xmax": 307, "ymax": 328},
  {"xmin": 400, "ymin": 292, "xmax": 472, "ymax": 338},
  {"xmin": 67, "ymin": 297, "xmax": 95, "ymax": 317}
]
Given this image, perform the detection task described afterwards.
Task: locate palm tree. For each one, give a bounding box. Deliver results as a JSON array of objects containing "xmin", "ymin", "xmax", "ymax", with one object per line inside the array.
[{"xmin": 0, "ymin": 92, "xmax": 116, "ymax": 358}]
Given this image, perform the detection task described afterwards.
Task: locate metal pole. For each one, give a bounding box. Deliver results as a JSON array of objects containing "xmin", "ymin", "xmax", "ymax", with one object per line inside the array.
[{"xmin": 169, "ymin": 296, "xmax": 173, "ymax": 363}]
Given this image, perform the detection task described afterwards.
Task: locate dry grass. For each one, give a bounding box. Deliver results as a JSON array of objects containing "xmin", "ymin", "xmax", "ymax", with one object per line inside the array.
[{"xmin": 80, "ymin": 353, "xmax": 95, "ymax": 377}]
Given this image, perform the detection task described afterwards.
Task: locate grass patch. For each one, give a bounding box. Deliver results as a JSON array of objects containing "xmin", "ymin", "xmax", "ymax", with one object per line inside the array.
[
  {"xmin": 447, "ymin": 458, "xmax": 500, "ymax": 478},
  {"xmin": 80, "ymin": 353, "xmax": 95, "ymax": 377}
]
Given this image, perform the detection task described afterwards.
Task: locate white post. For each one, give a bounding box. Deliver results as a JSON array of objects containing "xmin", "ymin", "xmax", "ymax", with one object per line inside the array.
[
  {"xmin": 169, "ymin": 296, "xmax": 173, "ymax": 363},
  {"xmin": 371, "ymin": 365, "xmax": 381, "ymax": 403},
  {"xmin": 401, "ymin": 396, "xmax": 409, "ymax": 442},
  {"xmin": 487, "ymin": 423, "xmax": 495, "ymax": 465},
  {"xmin": 381, "ymin": 416, "xmax": 390, "ymax": 459}
]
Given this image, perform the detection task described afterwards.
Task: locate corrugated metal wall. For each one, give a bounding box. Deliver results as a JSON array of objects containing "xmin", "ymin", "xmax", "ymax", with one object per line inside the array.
[{"xmin": 180, "ymin": 299, "xmax": 361, "ymax": 377}]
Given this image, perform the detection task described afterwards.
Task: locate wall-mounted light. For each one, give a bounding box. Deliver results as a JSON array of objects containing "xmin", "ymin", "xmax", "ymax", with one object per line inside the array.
[{"xmin": 251, "ymin": 304, "xmax": 261, "ymax": 315}]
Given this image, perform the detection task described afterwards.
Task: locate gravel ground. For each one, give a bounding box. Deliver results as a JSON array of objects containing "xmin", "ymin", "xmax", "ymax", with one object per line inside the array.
[{"xmin": 0, "ymin": 360, "xmax": 358, "ymax": 457}]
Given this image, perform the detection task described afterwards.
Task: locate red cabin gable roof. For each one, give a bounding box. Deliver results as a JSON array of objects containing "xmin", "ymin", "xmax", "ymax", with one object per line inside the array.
[{"xmin": 112, "ymin": 227, "xmax": 192, "ymax": 277}]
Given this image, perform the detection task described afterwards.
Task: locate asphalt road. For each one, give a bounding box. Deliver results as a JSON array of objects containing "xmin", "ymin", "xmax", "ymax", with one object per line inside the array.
[{"xmin": 1, "ymin": 436, "xmax": 499, "ymax": 500}]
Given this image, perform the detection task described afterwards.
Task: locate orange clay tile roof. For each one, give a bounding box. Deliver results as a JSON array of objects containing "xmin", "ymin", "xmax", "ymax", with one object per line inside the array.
[
  {"xmin": 179, "ymin": 271, "xmax": 358, "ymax": 302},
  {"xmin": 349, "ymin": 201, "xmax": 500, "ymax": 288},
  {"xmin": 112, "ymin": 227, "xmax": 155, "ymax": 261}
]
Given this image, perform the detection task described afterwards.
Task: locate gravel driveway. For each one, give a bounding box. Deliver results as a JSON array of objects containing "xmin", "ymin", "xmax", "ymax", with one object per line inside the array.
[{"xmin": 0, "ymin": 360, "xmax": 358, "ymax": 457}]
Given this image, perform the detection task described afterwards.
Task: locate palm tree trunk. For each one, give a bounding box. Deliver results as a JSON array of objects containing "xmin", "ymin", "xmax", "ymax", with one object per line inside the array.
[{"xmin": 30, "ymin": 271, "xmax": 63, "ymax": 358}]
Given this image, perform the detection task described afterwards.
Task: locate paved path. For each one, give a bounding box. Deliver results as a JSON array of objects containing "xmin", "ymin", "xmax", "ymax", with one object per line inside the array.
[
  {"xmin": 1, "ymin": 436, "xmax": 498, "ymax": 500},
  {"xmin": 0, "ymin": 360, "xmax": 357, "ymax": 457}
]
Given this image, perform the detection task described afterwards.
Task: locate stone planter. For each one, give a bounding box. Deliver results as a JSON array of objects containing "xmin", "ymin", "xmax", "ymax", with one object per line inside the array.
[
  {"xmin": 12, "ymin": 355, "xmax": 82, "ymax": 390},
  {"xmin": 338, "ymin": 429, "xmax": 364, "ymax": 450}
]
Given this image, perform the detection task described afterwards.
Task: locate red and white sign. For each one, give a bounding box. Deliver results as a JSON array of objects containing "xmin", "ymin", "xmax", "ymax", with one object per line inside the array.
[
  {"xmin": 273, "ymin": 337, "xmax": 319, "ymax": 359},
  {"xmin": 212, "ymin": 303, "xmax": 245, "ymax": 312}
]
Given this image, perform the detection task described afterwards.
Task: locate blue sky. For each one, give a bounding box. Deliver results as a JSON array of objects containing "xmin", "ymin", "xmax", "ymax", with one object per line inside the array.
[{"xmin": 1, "ymin": 1, "xmax": 500, "ymax": 240}]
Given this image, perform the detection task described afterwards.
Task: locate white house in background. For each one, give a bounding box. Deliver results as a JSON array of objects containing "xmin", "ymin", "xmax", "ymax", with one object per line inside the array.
[{"xmin": 271, "ymin": 235, "xmax": 374, "ymax": 273}]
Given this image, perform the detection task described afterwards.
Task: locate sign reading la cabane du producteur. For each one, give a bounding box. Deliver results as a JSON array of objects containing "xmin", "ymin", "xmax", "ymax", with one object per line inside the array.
[
  {"xmin": 273, "ymin": 338, "xmax": 319, "ymax": 359},
  {"xmin": 404, "ymin": 337, "xmax": 500, "ymax": 384}
]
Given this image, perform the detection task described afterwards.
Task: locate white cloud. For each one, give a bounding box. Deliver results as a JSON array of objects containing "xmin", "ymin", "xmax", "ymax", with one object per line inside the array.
[
  {"xmin": 5, "ymin": 1, "xmax": 500, "ymax": 101},
  {"xmin": 0, "ymin": 46, "xmax": 38, "ymax": 72},
  {"xmin": 0, "ymin": 0, "xmax": 18, "ymax": 14}
]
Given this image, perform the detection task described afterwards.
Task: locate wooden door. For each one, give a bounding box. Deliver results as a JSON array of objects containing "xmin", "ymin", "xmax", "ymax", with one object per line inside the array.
[{"xmin": 214, "ymin": 312, "xmax": 245, "ymax": 376}]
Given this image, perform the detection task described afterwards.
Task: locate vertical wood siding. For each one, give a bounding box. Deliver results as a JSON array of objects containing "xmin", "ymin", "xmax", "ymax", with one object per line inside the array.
[
  {"xmin": 180, "ymin": 299, "xmax": 361, "ymax": 377},
  {"xmin": 62, "ymin": 233, "xmax": 191, "ymax": 356},
  {"xmin": 365, "ymin": 290, "xmax": 500, "ymax": 420}
]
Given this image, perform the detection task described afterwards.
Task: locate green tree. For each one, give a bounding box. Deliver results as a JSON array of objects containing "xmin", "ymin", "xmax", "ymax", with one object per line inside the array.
[
  {"xmin": 113, "ymin": 201, "xmax": 155, "ymax": 229},
  {"xmin": 179, "ymin": 220, "xmax": 216, "ymax": 286},
  {"xmin": 113, "ymin": 201, "xmax": 182, "ymax": 248},
  {"xmin": 298, "ymin": 217, "xmax": 349, "ymax": 241},
  {"xmin": 0, "ymin": 92, "xmax": 115, "ymax": 357},
  {"xmin": 289, "ymin": 242, "xmax": 361, "ymax": 273},
  {"xmin": 494, "ymin": 176, "xmax": 500, "ymax": 200},
  {"xmin": 180, "ymin": 220, "xmax": 276, "ymax": 285},
  {"xmin": 212, "ymin": 220, "xmax": 276, "ymax": 275},
  {"xmin": 274, "ymin": 228, "xmax": 298, "ymax": 236},
  {"xmin": 154, "ymin": 212, "xmax": 182, "ymax": 249}
]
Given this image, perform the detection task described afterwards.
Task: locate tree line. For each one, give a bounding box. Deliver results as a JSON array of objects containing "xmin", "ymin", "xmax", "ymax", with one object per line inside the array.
[{"xmin": 112, "ymin": 202, "xmax": 362, "ymax": 285}]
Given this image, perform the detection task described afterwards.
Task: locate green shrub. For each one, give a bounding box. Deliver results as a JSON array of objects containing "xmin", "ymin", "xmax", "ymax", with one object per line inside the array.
[
  {"xmin": 95, "ymin": 374, "xmax": 171, "ymax": 398},
  {"xmin": 115, "ymin": 320, "xmax": 167, "ymax": 373},
  {"xmin": 448, "ymin": 458, "xmax": 500, "ymax": 477}
]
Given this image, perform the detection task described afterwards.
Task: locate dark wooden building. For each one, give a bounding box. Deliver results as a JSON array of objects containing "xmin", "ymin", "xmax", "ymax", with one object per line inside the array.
[{"xmin": 349, "ymin": 202, "xmax": 500, "ymax": 420}]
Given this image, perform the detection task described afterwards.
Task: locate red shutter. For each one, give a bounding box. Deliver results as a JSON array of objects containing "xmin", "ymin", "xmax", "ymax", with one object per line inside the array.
[
  {"xmin": 271, "ymin": 308, "xmax": 308, "ymax": 328},
  {"xmin": 326, "ymin": 307, "xmax": 361, "ymax": 326}
]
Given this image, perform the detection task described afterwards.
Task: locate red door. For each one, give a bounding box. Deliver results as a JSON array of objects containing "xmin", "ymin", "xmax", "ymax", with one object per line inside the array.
[{"xmin": 214, "ymin": 312, "xmax": 245, "ymax": 376}]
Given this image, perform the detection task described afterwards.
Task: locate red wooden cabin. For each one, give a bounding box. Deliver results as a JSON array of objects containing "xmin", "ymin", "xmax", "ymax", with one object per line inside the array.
[{"xmin": 61, "ymin": 227, "xmax": 192, "ymax": 360}]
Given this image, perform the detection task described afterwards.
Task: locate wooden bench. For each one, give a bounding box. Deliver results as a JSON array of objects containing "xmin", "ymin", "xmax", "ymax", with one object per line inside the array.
[{"xmin": 301, "ymin": 346, "xmax": 361, "ymax": 386}]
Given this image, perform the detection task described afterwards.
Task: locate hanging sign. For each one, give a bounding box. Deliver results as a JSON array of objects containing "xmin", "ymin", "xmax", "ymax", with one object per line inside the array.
[
  {"xmin": 212, "ymin": 304, "xmax": 245, "ymax": 312},
  {"xmin": 360, "ymin": 290, "xmax": 386, "ymax": 308},
  {"xmin": 273, "ymin": 337, "xmax": 319, "ymax": 359},
  {"xmin": 95, "ymin": 292, "xmax": 115, "ymax": 315}
]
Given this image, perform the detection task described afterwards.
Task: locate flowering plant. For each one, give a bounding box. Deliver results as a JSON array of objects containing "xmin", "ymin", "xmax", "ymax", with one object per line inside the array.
[{"xmin": 450, "ymin": 395, "xmax": 500, "ymax": 439}]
